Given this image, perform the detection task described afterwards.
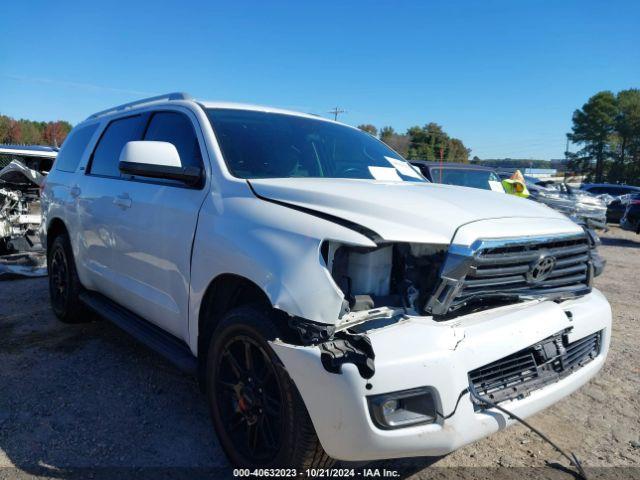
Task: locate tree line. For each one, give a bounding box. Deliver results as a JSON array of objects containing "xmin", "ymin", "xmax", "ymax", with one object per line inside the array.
[
  {"xmin": 567, "ymin": 89, "xmax": 640, "ymax": 184},
  {"xmin": 0, "ymin": 114, "xmax": 72, "ymax": 147},
  {"xmin": 472, "ymin": 158, "xmax": 557, "ymax": 169},
  {"xmin": 357, "ymin": 123, "xmax": 470, "ymax": 163},
  {"xmin": 8, "ymin": 91, "xmax": 638, "ymax": 186}
]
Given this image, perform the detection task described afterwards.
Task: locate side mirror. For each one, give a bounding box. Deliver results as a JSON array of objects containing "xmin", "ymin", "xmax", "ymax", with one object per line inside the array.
[{"xmin": 118, "ymin": 141, "xmax": 202, "ymax": 186}]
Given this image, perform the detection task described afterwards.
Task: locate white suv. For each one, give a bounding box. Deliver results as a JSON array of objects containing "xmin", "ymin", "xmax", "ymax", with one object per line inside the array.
[{"xmin": 41, "ymin": 93, "xmax": 611, "ymax": 468}]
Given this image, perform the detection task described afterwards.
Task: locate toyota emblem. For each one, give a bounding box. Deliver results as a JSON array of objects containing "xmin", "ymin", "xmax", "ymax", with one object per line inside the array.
[{"xmin": 527, "ymin": 254, "xmax": 556, "ymax": 284}]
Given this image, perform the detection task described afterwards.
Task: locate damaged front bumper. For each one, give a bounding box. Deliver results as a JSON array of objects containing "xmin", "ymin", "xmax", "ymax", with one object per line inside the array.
[{"xmin": 270, "ymin": 289, "xmax": 611, "ymax": 461}]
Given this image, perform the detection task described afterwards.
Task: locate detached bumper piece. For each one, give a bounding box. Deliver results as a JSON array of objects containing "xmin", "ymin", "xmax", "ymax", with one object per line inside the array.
[
  {"xmin": 319, "ymin": 332, "xmax": 375, "ymax": 379},
  {"xmin": 469, "ymin": 329, "xmax": 602, "ymax": 406}
]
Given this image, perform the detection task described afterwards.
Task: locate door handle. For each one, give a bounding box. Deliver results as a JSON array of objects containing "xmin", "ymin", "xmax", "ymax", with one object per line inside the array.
[
  {"xmin": 113, "ymin": 193, "xmax": 132, "ymax": 209},
  {"xmin": 70, "ymin": 185, "xmax": 81, "ymax": 198}
]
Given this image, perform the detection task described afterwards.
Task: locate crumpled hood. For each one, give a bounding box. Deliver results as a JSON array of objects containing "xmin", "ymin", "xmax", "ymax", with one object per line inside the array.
[
  {"xmin": 248, "ymin": 178, "xmax": 574, "ymax": 244},
  {"xmin": 0, "ymin": 160, "xmax": 44, "ymax": 187}
]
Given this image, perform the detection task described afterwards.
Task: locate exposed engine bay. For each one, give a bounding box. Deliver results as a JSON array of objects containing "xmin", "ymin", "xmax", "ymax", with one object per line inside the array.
[
  {"xmin": 323, "ymin": 231, "xmax": 600, "ymax": 328},
  {"xmin": 0, "ymin": 146, "xmax": 56, "ymax": 278},
  {"xmin": 323, "ymin": 241, "xmax": 447, "ymax": 321}
]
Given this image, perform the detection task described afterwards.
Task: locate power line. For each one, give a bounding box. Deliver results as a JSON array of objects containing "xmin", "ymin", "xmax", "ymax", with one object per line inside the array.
[{"xmin": 328, "ymin": 106, "xmax": 346, "ymax": 121}]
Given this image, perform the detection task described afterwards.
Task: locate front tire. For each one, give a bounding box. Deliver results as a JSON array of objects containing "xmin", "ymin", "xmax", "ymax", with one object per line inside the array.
[
  {"xmin": 206, "ymin": 306, "xmax": 333, "ymax": 469},
  {"xmin": 47, "ymin": 233, "xmax": 89, "ymax": 323}
]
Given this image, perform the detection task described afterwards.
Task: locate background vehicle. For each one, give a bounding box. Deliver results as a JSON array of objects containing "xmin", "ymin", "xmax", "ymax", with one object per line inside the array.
[
  {"xmin": 41, "ymin": 93, "xmax": 611, "ymax": 469},
  {"xmin": 577, "ymin": 184, "xmax": 640, "ymax": 224},
  {"xmin": 496, "ymin": 173, "xmax": 607, "ymax": 229},
  {"xmin": 410, "ymin": 161, "xmax": 505, "ymax": 192},
  {"xmin": 604, "ymin": 195, "xmax": 630, "ymax": 223},
  {"xmin": 0, "ymin": 145, "xmax": 57, "ymax": 277},
  {"xmin": 620, "ymin": 194, "xmax": 640, "ymax": 233},
  {"xmin": 580, "ymin": 183, "xmax": 640, "ymax": 196}
]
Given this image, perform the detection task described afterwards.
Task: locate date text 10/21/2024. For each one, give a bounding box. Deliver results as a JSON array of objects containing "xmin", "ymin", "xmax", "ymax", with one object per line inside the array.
[{"xmin": 232, "ymin": 468, "xmax": 400, "ymax": 477}]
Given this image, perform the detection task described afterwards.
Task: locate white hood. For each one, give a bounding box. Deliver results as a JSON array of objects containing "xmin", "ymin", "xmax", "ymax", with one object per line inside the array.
[{"xmin": 249, "ymin": 178, "xmax": 576, "ymax": 244}]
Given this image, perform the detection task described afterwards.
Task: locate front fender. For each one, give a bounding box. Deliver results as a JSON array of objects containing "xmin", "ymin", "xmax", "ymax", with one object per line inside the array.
[{"xmin": 188, "ymin": 194, "xmax": 375, "ymax": 354}]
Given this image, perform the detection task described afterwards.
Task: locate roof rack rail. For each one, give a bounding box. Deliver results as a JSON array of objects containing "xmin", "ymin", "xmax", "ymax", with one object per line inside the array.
[{"xmin": 87, "ymin": 92, "xmax": 192, "ymax": 119}]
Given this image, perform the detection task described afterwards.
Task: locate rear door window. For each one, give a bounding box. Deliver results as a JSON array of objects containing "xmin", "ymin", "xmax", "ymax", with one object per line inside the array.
[
  {"xmin": 430, "ymin": 167, "xmax": 501, "ymax": 190},
  {"xmin": 55, "ymin": 123, "xmax": 99, "ymax": 172},
  {"xmin": 143, "ymin": 112, "xmax": 202, "ymax": 169},
  {"xmin": 89, "ymin": 115, "xmax": 147, "ymax": 177}
]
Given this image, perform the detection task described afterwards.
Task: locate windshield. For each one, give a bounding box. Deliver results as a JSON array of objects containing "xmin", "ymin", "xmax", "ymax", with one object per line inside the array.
[
  {"xmin": 430, "ymin": 167, "xmax": 504, "ymax": 192},
  {"xmin": 206, "ymin": 109, "xmax": 425, "ymax": 182}
]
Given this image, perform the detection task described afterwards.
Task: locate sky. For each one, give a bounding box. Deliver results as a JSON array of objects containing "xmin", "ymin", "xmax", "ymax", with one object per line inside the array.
[{"xmin": 1, "ymin": 0, "xmax": 639, "ymax": 159}]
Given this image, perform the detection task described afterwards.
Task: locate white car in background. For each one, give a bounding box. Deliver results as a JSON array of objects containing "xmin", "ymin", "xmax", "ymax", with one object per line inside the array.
[{"xmin": 41, "ymin": 93, "xmax": 611, "ymax": 468}]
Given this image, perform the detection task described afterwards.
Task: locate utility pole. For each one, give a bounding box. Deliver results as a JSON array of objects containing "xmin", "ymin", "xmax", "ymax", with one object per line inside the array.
[
  {"xmin": 328, "ymin": 106, "xmax": 346, "ymax": 121},
  {"xmin": 564, "ymin": 137, "xmax": 571, "ymax": 181}
]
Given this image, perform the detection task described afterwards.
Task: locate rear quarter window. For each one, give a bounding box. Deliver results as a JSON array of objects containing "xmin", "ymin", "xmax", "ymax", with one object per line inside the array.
[{"xmin": 54, "ymin": 123, "xmax": 99, "ymax": 172}]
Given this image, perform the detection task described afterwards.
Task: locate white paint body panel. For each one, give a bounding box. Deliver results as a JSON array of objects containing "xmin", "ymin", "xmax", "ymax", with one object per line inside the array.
[
  {"xmin": 43, "ymin": 104, "xmax": 212, "ymax": 342},
  {"xmin": 119, "ymin": 140, "xmax": 182, "ymax": 167},
  {"xmin": 249, "ymin": 177, "xmax": 569, "ymax": 244},
  {"xmin": 40, "ymin": 97, "xmax": 612, "ymax": 462},
  {"xmin": 272, "ymin": 289, "xmax": 611, "ymax": 460}
]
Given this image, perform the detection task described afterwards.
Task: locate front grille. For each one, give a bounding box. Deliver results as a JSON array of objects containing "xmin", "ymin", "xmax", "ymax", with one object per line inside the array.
[
  {"xmin": 469, "ymin": 329, "xmax": 602, "ymax": 405},
  {"xmin": 428, "ymin": 233, "xmax": 594, "ymax": 316},
  {"xmin": 463, "ymin": 235, "xmax": 591, "ymax": 295}
]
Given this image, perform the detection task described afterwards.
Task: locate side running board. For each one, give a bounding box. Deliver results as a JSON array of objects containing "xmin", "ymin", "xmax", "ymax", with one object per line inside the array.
[{"xmin": 79, "ymin": 291, "xmax": 198, "ymax": 374}]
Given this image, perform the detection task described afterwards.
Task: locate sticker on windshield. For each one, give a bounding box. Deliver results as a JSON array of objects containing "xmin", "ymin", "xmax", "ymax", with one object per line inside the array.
[
  {"xmin": 488, "ymin": 180, "xmax": 505, "ymax": 193},
  {"xmin": 385, "ymin": 157, "xmax": 422, "ymax": 179},
  {"xmin": 368, "ymin": 166, "xmax": 402, "ymax": 181}
]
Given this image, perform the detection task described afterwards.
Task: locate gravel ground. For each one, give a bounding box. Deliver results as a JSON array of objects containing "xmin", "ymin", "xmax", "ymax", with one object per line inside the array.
[{"xmin": 0, "ymin": 226, "xmax": 638, "ymax": 479}]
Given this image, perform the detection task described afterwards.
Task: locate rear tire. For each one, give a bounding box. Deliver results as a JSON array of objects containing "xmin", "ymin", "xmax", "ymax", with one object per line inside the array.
[
  {"xmin": 206, "ymin": 306, "xmax": 334, "ymax": 469},
  {"xmin": 47, "ymin": 232, "xmax": 89, "ymax": 323}
]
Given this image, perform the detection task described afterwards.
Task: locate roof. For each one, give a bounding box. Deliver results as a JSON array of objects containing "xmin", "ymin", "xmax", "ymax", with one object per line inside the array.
[
  {"xmin": 409, "ymin": 160, "xmax": 497, "ymax": 172},
  {"xmin": 85, "ymin": 91, "xmax": 341, "ymax": 126},
  {"xmin": 0, "ymin": 145, "xmax": 58, "ymax": 158},
  {"xmin": 199, "ymin": 101, "xmax": 336, "ymax": 123}
]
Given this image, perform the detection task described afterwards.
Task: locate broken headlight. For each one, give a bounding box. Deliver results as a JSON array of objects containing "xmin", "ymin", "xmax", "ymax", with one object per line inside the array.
[
  {"xmin": 368, "ymin": 387, "xmax": 439, "ymax": 429},
  {"xmin": 321, "ymin": 241, "xmax": 447, "ymax": 315}
]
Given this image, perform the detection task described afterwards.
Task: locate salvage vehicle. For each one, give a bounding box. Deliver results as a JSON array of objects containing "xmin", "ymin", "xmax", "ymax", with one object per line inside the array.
[
  {"xmin": 536, "ymin": 181, "xmax": 608, "ymax": 229},
  {"xmin": 620, "ymin": 194, "xmax": 640, "ymax": 234},
  {"xmin": 580, "ymin": 182, "xmax": 640, "ymax": 197},
  {"xmin": 41, "ymin": 93, "xmax": 611, "ymax": 469},
  {"xmin": 498, "ymin": 173, "xmax": 608, "ymax": 230},
  {"xmin": 579, "ymin": 184, "xmax": 640, "ymax": 224},
  {"xmin": 604, "ymin": 195, "xmax": 630, "ymax": 224},
  {"xmin": 0, "ymin": 145, "xmax": 57, "ymax": 277}
]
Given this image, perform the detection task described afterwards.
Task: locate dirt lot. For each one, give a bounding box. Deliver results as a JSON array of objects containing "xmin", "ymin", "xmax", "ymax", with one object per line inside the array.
[{"xmin": 0, "ymin": 226, "xmax": 638, "ymax": 479}]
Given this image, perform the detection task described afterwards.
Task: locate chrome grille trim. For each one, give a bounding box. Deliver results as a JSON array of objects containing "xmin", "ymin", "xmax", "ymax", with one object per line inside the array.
[{"xmin": 427, "ymin": 233, "xmax": 593, "ymax": 316}]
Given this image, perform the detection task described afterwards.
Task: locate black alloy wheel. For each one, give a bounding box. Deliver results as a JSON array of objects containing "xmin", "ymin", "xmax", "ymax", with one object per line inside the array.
[
  {"xmin": 47, "ymin": 233, "xmax": 88, "ymax": 323},
  {"xmin": 206, "ymin": 306, "xmax": 333, "ymax": 469},
  {"xmin": 215, "ymin": 334, "xmax": 284, "ymax": 462},
  {"xmin": 49, "ymin": 242, "xmax": 69, "ymax": 312}
]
